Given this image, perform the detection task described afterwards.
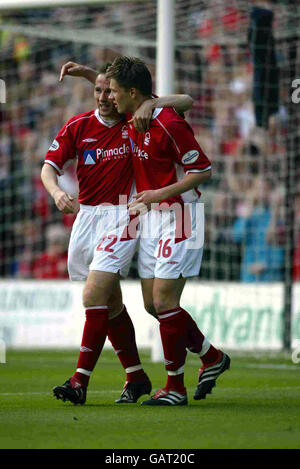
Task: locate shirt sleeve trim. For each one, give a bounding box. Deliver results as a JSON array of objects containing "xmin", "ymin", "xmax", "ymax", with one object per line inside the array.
[
  {"xmin": 44, "ymin": 160, "xmax": 64, "ymax": 175},
  {"xmin": 185, "ymin": 166, "xmax": 211, "ymax": 174}
]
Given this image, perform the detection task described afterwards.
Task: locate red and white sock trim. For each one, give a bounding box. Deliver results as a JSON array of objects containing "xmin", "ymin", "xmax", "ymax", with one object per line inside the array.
[
  {"xmin": 85, "ymin": 305, "xmax": 109, "ymax": 311},
  {"xmin": 125, "ymin": 364, "xmax": 142, "ymax": 374},
  {"xmin": 157, "ymin": 309, "xmax": 181, "ymax": 320},
  {"xmin": 198, "ymin": 337, "xmax": 211, "ymax": 357},
  {"xmin": 76, "ymin": 368, "xmax": 92, "ymax": 377},
  {"xmin": 167, "ymin": 365, "xmax": 185, "ymax": 376}
]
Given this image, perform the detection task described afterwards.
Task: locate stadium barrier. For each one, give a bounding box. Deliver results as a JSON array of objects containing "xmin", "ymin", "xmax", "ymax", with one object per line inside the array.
[{"xmin": 0, "ymin": 280, "xmax": 299, "ymax": 357}]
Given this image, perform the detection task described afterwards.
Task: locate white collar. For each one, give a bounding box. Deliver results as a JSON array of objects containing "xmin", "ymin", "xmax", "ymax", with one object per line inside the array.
[{"xmin": 94, "ymin": 109, "xmax": 122, "ymax": 127}]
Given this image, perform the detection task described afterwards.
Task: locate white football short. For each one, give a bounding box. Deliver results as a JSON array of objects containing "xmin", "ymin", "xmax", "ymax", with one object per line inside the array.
[
  {"xmin": 68, "ymin": 204, "xmax": 138, "ymax": 281},
  {"xmin": 137, "ymin": 202, "xmax": 204, "ymax": 279}
]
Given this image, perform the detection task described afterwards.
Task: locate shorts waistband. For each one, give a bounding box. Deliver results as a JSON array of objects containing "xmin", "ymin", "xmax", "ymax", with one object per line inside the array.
[{"xmin": 80, "ymin": 204, "xmax": 128, "ymax": 213}]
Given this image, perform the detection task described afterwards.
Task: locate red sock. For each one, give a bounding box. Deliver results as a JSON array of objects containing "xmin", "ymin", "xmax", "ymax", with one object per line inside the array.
[
  {"xmin": 107, "ymin": 305, "xmax": 146, "ymax": 383},
  {"xmin": 201, "ymin": 346, "xmax": 221, "ymax": 366},
  {"xmin": 71, "ymin": 306, "xmax": 109, "ymax": 388},
  {"xmin": 157, "ymin": 308, "xmax": 188, "ymax": 393},
  {"xmin": 186, "ymin": 312, "xmax": 205, "ymax": 353},
  {"xmin": 181, "ymin": 307, "xmax": 219, "ymax": 364},
  {"xmin": 166, "ymin": 373, "xmax": 185, "ymax": 395}
]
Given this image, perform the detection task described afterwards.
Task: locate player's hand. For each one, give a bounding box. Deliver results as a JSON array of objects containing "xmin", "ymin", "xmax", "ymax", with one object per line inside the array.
[
  {"xmin": 128, "ymin": 99, "xmax": 154, "ymax": 133},
  {"xmin": 53, "ymin": 188, "xmax": 77, "ymax": 213},
  {"xmin": 128, "ymin": 190, "xmax": 161, "ymax": 215},
  {"xmin": 59, "ymin": 62, "xmax": 97, "ymax": 83}
]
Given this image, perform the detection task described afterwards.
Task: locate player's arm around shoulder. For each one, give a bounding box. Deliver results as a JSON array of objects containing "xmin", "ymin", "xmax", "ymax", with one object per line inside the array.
[
  {"xmin": 129, "ymin": 95, "xmax": 193, "ymax": 133},
  {"xmin": 152, "ymin": 94, "xmax": 193, "ymax": 114},
  {"xmin": 41, "ymin": 163, "xmax": 78, "ymax": 214},
  {"xmin": 59, "ymin": 61, "xmax": 98, "ymax": 84}
]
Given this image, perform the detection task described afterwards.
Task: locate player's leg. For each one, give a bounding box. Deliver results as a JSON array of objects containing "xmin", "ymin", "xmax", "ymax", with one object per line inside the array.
[
  {"xmin": 86, "ymin": 206, "xmax": 151, "ymax": 402},
  {"xmin": 140, "ymin": 278, "xmax": 157, "ymax": 317},
  {"xmin": 107, "ymin": 282, "xmax": 151, "ymax": 403},
  {"xmin": 141, "ymin": 205, "xmax": 230, "ymax": 406},
  {"xmin": 141, "ymin": 277, "xmax": 188, "ymax": 406},
  {"xmin": 53, "ymin": 270, "xmax": 118, "ymax": 405},
  {"xmin": 140, "ymin": 278, "xmax": 220, "ymax": 356}
]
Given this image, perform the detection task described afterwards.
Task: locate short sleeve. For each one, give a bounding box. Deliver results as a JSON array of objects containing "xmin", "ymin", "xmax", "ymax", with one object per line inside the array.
[
  {"xmin": 162, "ymin": 118, "xmax": 211, "ymax": 174},
  {"xmin": 44, "ymin": 121, "xmax": 76, "ymax": 175}
]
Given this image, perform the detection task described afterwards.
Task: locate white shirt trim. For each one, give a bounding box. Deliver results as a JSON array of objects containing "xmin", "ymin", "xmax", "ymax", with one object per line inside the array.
[
  {"xmin": 62, "ymin": 114, "xmax": 93, "ymax": 136},
  {"xmin": 44, "ymin": 160, "xmax": 63, "ymax": 175},
  {"xmin": 152, "ymin": 107, "xmax": 163, "ymax": 120},
  {"xmin": 186, "ymin": 166, "xmax": 211, "ymax": 174},
  {"xmin": 156, "ymin": 117, "xmax": 180, "ymax": 153},
  {"xmin": 94, "ymin": 109, "xmax": 122, "ymax": 127}
]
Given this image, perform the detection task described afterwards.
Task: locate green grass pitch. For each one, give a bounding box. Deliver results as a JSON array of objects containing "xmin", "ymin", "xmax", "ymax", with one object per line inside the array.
[{"xmin": 0, "ymin": 349, "xmax": 299, "ymax": 449}]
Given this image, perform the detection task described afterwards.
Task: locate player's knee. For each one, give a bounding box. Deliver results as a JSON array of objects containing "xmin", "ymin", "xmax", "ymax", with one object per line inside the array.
[
  {"xmin": 153, "ymin": 297, "xmax": 168, "ymax": 314},
  {"xmin": 144, "ymin": 301, "xmax": 157, "ymax": 319},
  {"xmin": 153, "ymin": 294, "xmax": 178, "ymax": 314},
  {"xmin": 82, "ymin": 285, "xmax": 103, "ymax": 308}
]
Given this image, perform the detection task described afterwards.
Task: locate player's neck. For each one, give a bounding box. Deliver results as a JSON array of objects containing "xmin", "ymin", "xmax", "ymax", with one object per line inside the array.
[
  {"xmin": 132, "ymin": 95, "xmax": 152, "ymax": 114},
  {"xmin": 99, "ymin": 114, "xmax": 122, "ymax": 127}
]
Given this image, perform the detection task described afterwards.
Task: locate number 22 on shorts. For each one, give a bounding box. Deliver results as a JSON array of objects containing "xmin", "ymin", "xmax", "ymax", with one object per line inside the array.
[{"xmin": 96, "ymin": 234, "xmax": 117, "ymax": 252}]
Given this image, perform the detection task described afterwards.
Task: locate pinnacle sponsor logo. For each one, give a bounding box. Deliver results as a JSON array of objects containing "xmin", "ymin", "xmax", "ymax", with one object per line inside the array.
[
  {"xmin": 97, "ymin": 144, "xmax": 130, "ymax": 158},
  {"xmin": 83, "ymin": 149, "xmax": 96, "ymax": 165},
  {"xmin": 83, "ymin": 145, "xmax": 130, "ymax": 164},
  {"xmin": 129, "ymin": 137, "xmax": 149, "ymax": 160}
]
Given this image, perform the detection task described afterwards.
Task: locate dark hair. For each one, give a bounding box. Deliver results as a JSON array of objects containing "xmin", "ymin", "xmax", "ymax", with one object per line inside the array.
[
  {"xmin": 106, "ymin": 56, "xmax": 152, "ymax": 96},
  {"xmin": 99, "ymin": 62, "xmax": 112, "ymax": 74}
]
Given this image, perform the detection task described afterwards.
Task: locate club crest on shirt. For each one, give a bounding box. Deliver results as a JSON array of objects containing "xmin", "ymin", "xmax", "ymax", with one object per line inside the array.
[
  {"xmin": 49, "ymin": 139, "xmax": 59, "ymax": 151},
  {"xmin": 83, "ymin": 149, "xmax": 96, "ymax": 165},
  {"xmin": 122, "ymin": 125, "xmax": 128, "ymax": 139},
  {"xmin": 144, "ymin": 132, "xmax": 151, "ymax": 145},
  {"xmin": 181, "ymin": 150, "xmax": 199, "ymax": 165}
]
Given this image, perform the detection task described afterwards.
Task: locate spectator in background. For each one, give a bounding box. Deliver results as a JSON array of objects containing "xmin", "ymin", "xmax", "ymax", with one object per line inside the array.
[
  {"xmin": 15, "ymin": 221, "xmax": 43, "ymax": 278},
  {"xmin": 232, "ymin": 177, "xmax": 285, "ymax": 282},
  {"xmin": 32, "ymin": 223, "xmax": 69, "ymax": 279},
  {"xmin": 0, "ymin": 2, "xmax": 293, "ymax": 284}
]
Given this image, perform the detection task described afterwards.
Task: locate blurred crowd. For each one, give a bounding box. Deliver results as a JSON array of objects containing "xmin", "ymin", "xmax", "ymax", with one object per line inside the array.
[{"xmin": 0, "ymin": 1, "xmax": 299, "ymax": 282}]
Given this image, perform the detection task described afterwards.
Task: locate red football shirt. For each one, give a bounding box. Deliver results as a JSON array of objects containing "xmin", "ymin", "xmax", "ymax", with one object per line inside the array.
[
  {"xmin": 45, "ymin": 109, "xmax": 134, "ymax": 205},
  {"xmin": 127, "ymin": 107, "xmax": 211, "ymax": 205}
]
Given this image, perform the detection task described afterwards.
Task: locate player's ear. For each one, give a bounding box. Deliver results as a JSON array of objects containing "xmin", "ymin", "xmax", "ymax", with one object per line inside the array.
[{"xmin": 129, "ymin": 87, "xmax": 137, "ymax": 99}]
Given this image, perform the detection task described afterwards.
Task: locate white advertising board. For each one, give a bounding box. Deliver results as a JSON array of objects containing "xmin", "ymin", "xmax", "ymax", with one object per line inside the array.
[{"xmin": 0, "ymin": 280, "xmax": 299, "ymax": 352}]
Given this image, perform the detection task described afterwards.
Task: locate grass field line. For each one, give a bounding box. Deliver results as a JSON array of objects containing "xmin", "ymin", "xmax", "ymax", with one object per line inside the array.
[
  {"xmin": 4, "ymin": 357, "xmax": 299, "ymax": 370},
  {"xmin": 1, "ymin": 386, "xmax": 300, "ymax": 397},
  {"xmin": 0, "ymin": 390, "xmax": 120, "ymax": 396}
]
